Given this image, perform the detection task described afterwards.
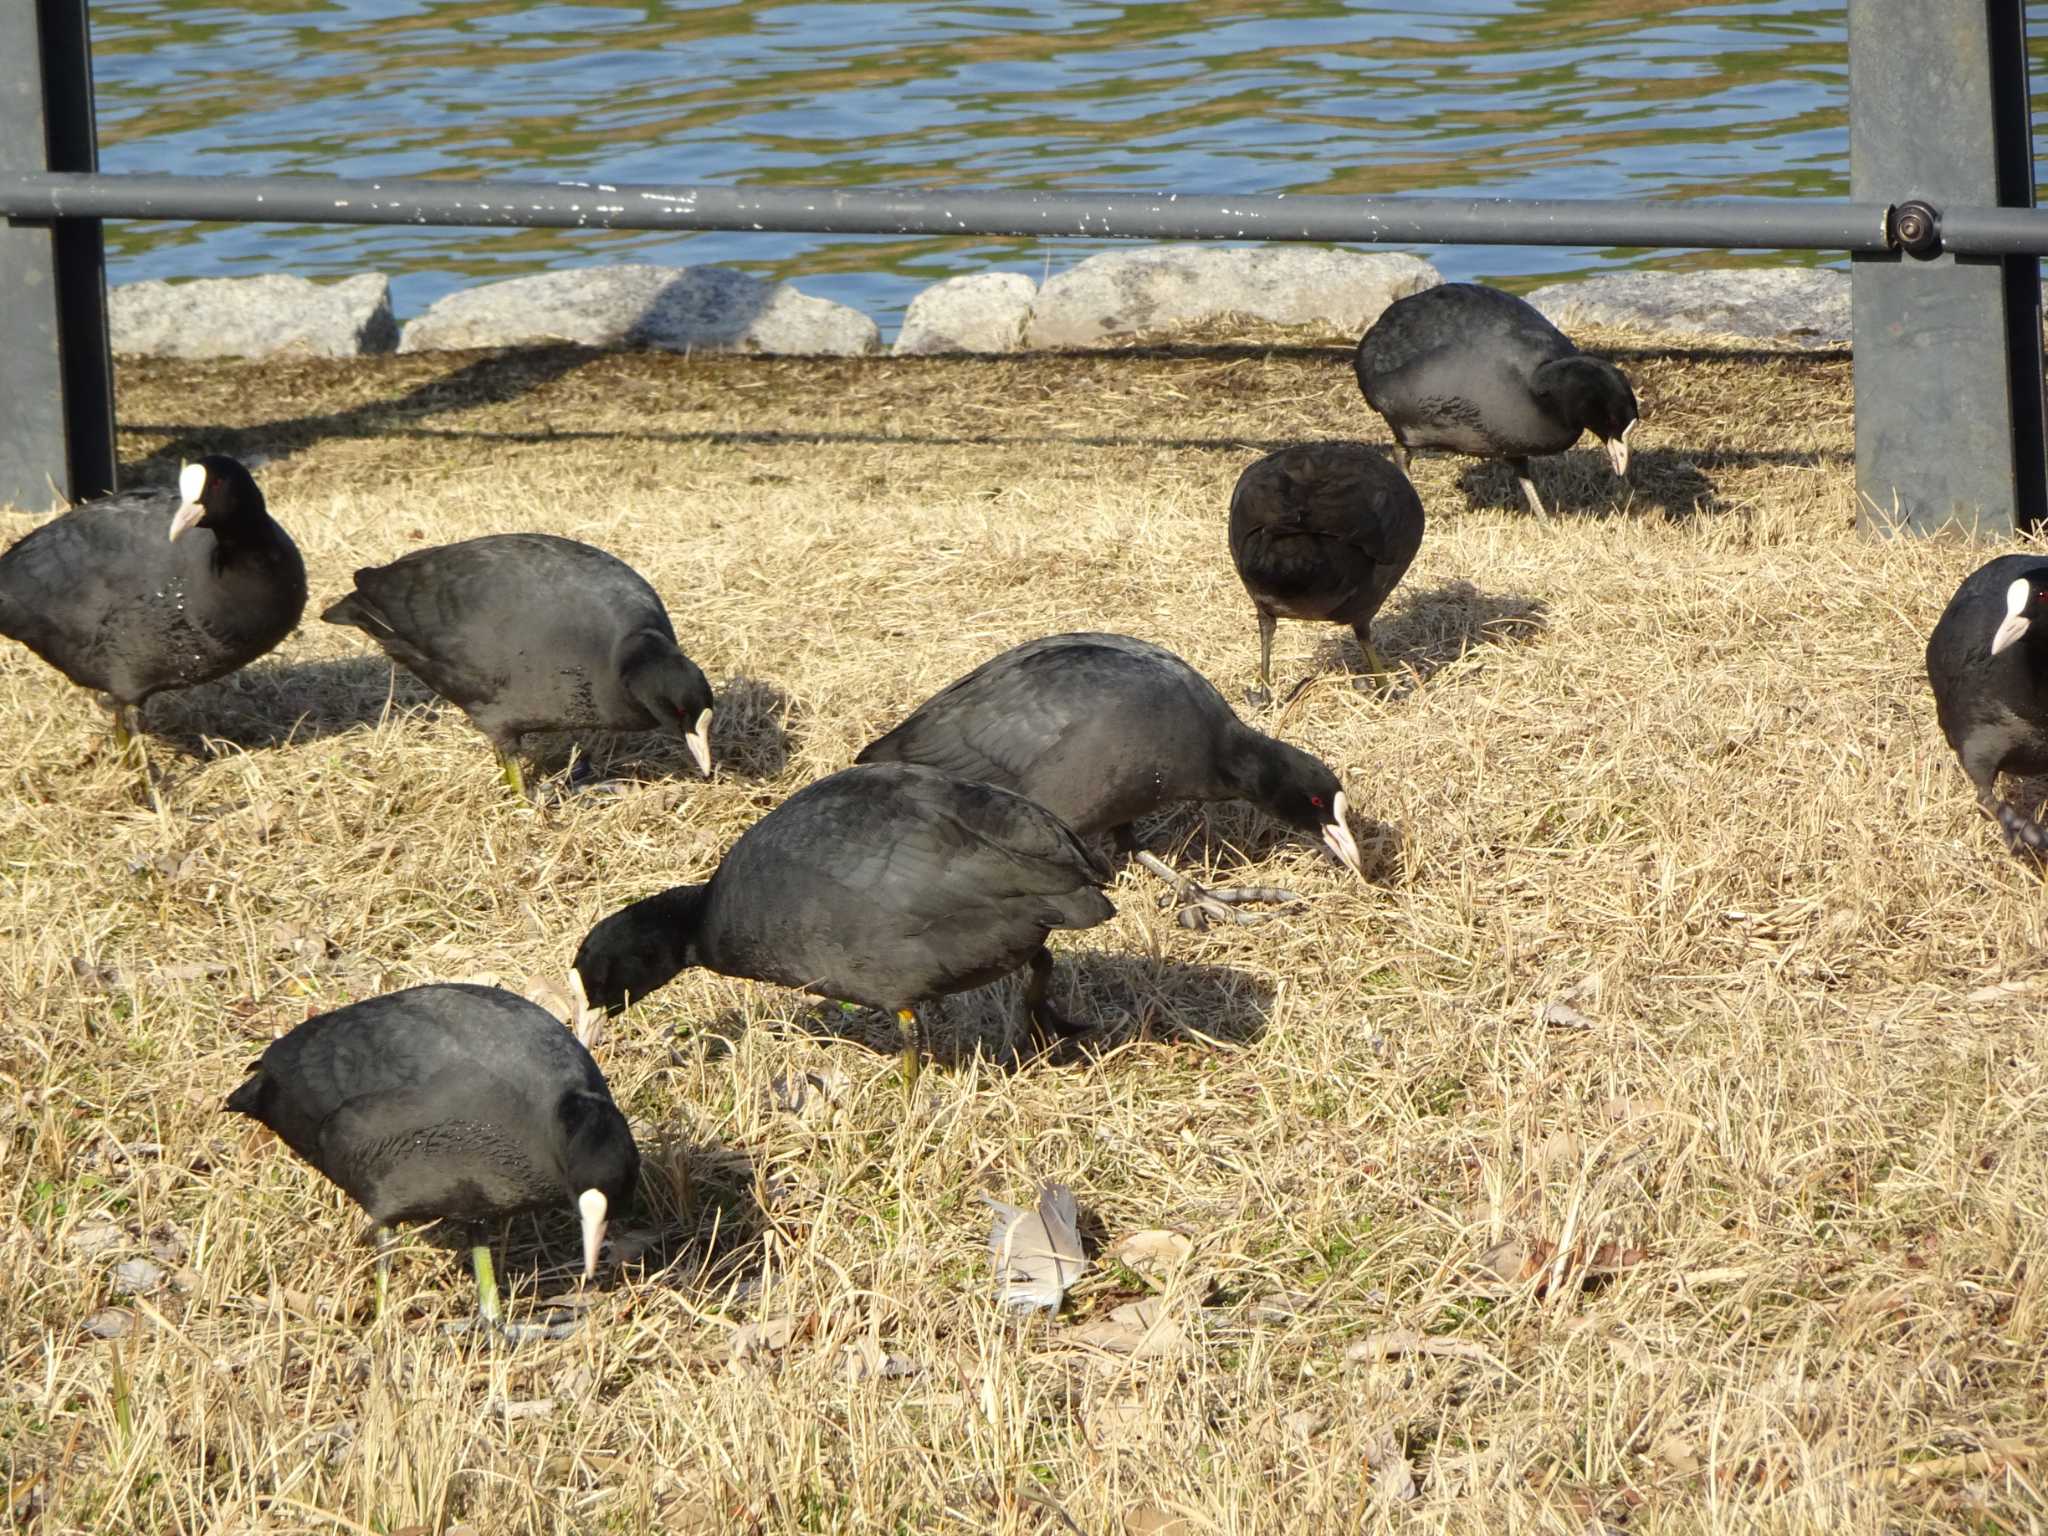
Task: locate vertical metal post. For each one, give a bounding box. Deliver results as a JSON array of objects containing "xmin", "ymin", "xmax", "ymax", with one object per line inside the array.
[
  {"xmin": 1, "ymin": 0, "xmax": 116, "ymax": 513},
  {"xmin": 1851, "ymin": 0, "xmax": 2045, "ymax": 537}
]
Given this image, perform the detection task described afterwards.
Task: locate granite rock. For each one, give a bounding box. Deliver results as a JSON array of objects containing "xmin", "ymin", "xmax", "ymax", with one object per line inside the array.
[
  {"xmin": 894, "ymin": 272, "xmax": 1038, "ymax": 355},
  {"xmin": 110, "ymin": 273, "xmax": 397, "ymax": 359},
  {"xmin": 398, "ymin": 265, "xmax": 880, "ymax": 355},
  {"xmin": 1525, "ymin": 268, "xmax": 1851, "ymax": 347},
  {"xmin": 1022, "ymin": 246, "xmax": 1440, "ymax": 348}
]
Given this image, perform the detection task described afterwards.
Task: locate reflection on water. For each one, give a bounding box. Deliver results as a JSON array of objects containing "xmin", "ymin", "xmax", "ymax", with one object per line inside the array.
[{"xmin": 86, "ymin": 1, "xmax": 2045, "ymax": 331}]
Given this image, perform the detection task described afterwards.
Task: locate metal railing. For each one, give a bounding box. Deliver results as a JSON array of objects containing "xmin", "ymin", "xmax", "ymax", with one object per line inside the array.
[{"xmin": 1, "ymin": 0, "xmax": 2043, "ymax": 534}]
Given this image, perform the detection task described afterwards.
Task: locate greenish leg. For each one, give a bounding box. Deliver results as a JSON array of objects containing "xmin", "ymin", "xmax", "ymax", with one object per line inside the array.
[
  {"xmin": 496, "ymin": 750, "xmax": 527, "ymax": 802},
  {"xmin": 373, "ymin": 1225, "xmax": 393, "ymax": 1322},
  {"xmin": 1248, "ymin": 610, "xmax": 1277, "ymax": 708},
  {"xmin": 102, "ymin": 697, "xmax": 141, "ymax": 758},
  {"xmin": 897, "ymin": 1007, "xmax": 921, "ymax": 1099},
  {"xmin": 471, "ymin": 1241, "xmax": 501, "ymax": 1327}
]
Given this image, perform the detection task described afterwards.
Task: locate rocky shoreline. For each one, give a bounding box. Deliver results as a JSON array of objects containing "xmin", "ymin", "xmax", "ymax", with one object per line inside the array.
[{"xmin": 107, "ymin": 250, "xmax": 1853, "ymax": 362}]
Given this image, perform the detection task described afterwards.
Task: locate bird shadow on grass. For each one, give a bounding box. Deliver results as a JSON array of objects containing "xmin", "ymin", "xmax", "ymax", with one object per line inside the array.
[
  {"xmin": 140, "ymin": 654, "xmax": 426, "ymax": 756},
  {"xmin": 478, "ymin": 676, "xmax": 794, "ymax": 790},
  {"xmin": 688, "ymin": 950, "xmax": 1275, "ymax": 1072},
  {"xmin": 1369, "ymin": 579, "xmax": 1551, "ymax": 687},
  {"xmin": 707, "ymin": 675, "xmax": 794, "ymax": 781},
  {"xmin": 409, "ymin": 1129, "xmax": 766, "ymax": 1328},
  {"xmin": 1125, "ymin": 806, "xmax": 1406, "ymax": 891},
  {"xmin": 1451, "ymin": 447, "xmax": 1720, "ymax": 521}
]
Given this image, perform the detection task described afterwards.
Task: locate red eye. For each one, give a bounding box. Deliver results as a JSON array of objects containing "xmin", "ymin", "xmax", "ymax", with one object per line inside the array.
[{"xmin": 1309, "ymin": 794, "xmax": 1326, "ymax": 809}]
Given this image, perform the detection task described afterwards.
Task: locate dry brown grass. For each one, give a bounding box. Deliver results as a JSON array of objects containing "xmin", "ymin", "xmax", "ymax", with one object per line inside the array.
[{"xmin": 4, "ymin": 324, "xmax": 2047, "ymax": 1534}]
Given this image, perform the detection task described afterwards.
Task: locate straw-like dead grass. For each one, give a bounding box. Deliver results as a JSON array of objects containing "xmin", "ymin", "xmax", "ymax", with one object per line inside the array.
[{"xmin": 3, "ymin": 323, "xmax": 2046, "ymax": 1534}]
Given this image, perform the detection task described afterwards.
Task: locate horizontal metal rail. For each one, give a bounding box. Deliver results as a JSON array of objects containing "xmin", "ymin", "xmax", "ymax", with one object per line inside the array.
[{"xmin": 0, "ymin": 171, "xmax": 1911, "ymax": 251}]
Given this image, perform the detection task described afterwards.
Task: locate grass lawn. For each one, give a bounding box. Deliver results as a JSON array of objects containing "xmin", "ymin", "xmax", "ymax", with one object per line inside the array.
[{"xmin": 3, "ymin": 325, "xmax": 2044, "ymax": 1533}]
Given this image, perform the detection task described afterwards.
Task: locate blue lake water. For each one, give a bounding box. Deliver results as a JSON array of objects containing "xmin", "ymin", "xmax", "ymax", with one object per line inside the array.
[{"xmin": 85, "ymin": 1, "xmax": 2043, "ymax": 335}]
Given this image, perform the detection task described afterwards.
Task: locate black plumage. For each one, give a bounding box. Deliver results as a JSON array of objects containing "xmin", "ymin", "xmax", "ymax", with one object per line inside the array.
[
  {"xmin": 322, "ymin": 533, "xmax": 713, "ymax": 797},
  {"xmin": 1354, "ymin": 282, "xmax": 1639, "ymax": 517},
  {"xmin": 1926, "ymin": 554, "xmax": 2048, "ymax": 854},
  {"xmin": 856, "ymin": 633, "xmax": 1363, "ymax": 926},
  {"xmin": 0, "ymin": 455, "xmax": 305, "ymax": 749},
  {"xmin": 226, "ymin": 983, "xmax": 638, "ymax": 1323},
  {"xmin": 572, "ymin": 763, "xmax": 1115, "ymax": 1059},
  {"xmin": 1227, "ymin": 442, "xmax": 1424, "ymax": 701}
]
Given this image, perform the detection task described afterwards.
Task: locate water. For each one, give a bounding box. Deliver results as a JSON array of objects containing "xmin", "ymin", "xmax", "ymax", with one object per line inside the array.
[{"xmin": 82, "ymin": 2, "xmax": 2034, "ymax": 335}]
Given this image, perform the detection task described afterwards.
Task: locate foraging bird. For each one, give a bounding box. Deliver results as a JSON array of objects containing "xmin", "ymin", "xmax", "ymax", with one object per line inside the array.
[
  {"xmin": 1926, "ymin": 554, "xmax": 2048, "ymax": 855},
  {"xmin": 1228, "ymin": 442, "xmax": 1424, "ymax": 702},
  {"xmin": 322, "ymin": 533, "xmax": 713, "ymax": 798},
  {"xmin": 225, "ymin": 983, "xmax": 638, "ymax": 1329},
  {"xmin": 1354, "ymin": 283, "xmax": 1638, "ymax": 518},
  {"xmin": 573, "ymin": 763, "xmax": 1115, "ymax": 1072},
  {"xmin": 856, "ymin": 633, "xmax": 1363, "ymax": 927},
  {"xmin": 0, "ymin": 455, "xmax": 305, "ymax": 753}
]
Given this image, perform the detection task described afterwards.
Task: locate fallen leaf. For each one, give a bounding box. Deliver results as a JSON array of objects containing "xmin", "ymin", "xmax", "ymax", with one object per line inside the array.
[
  {"xmin": 1478, "ymin": 1236, "xmax": 1649, "ymax": 1294},
  {"xmin": 842, "ymin": 1338, "xmax": 918, "ymax": 1382},
  {"xmin": 1084, "ymin": 1393, "xmax": 1153, "ymax": 1450},
  {"xmin": 1102, "ymin": 1229, "xmax": 1192, "ymax": 1286},
  {"xmin": 1072, "ymin": 1297, "xmax": 1186, "ymax": 1358},
  {"xmin": 1603, "ymin": 1096, "xmax": 1669, "ymax": 1123},
  {"xmin": 110, "ymin": 1258, "xmax": 164, "ymax": 1297},
  {"xmin": 731, "ymin": 1314, "xmax": 799, "ymax": 1362},
  {"xmin": 1539, "ymin": 999, "xmax": 1596, "ymax": 1030},
  {"xmin": 155, "ymin": 960, "xmax": 230, "ymax": 983},
  {"xmin": 524, "ymin": 974, "xmax": 575, "ymax": 1024},
  {"xmin": 485, "ymin": 1397, "xmax": 555, "ymax": 1423},
  {"xmin": 1283, "ymin": 1409, "xmax": 1325, "ymax": 1439},
  {"xmin": 81, "ymin": 1309, "xmax": 133, "ymax": 1339},
  {"xmin": 985, "ymin": 1184, "xmax": 1088, "ymax": 1312},
  {"xmin": 1653, "ymin": 1435, "xmax": 1702, "ymax": 1476},
  {"xmin": 69, "ymin": 956, "xmax": 123, "ymax": 990},
  {"xmin": 1124, "ymin": 1503, "xmax": 1189, "ymax": 1535},
  {"xmin": 1249, "ymin": 1290, "xmax": 1314, "ymax": 1323},
  {"xmin": 1967, "ymin": 977, "xmax": 2047, "ymax": 1004},
  {"xmin": 66, "ymin": 1221, "xmax": 124, "ymax": 1259},
  {"xmin": 768, "ymin": 1065, "xmax": 852, "ymax": 1120},
  {"xmin": 1345, "ymin": 1328, "xmax": 1504, "ymax": 1372},
  {"xmin": 1365, "ymin": 1431, "xmax": 1419, "ymax": 1502}
]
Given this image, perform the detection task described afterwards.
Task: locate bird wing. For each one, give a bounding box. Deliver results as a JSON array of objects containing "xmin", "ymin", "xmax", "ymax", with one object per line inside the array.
[
  {"xmin": 858, "ymin": 646, "xmax": 1087, "ymax": 791},
  {"xmin": 0, "ymin": 498, "xmax": 175, "ymax": 659},
  {"xmin": 314, "ymin": 1075, "xmax": 544, "ymax": 1221},
  {"xmin": 331, "ymin": 547, "xmax": 520, "ymax": 707}
]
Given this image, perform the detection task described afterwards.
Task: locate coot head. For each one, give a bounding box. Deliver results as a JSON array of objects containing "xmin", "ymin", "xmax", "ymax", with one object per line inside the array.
[
  {"xmin": 1244, "ymin": 740, "xmax": 1363, "ymax": 878},
  {"xmin": 572, "ymin": 885, "xmax": 708, "ymax": 1015},
  {"xmin": 1990, "ymin": 567, "xmax": 2048, "ymax": 656},
  {"xmin": 620, "ymin": 632, "xmax": 715, "ymax": 775},
  {"xmin": 1540, "ymin": 357, "xmax": 1639, "ymax": 476},
  {"xmin": 558, "ymin": 1089, "xmax": 640, "ymax": 1276},
  {"xmin": 169, "ymin": 455, "xmax": 265, "ymax": 542}
]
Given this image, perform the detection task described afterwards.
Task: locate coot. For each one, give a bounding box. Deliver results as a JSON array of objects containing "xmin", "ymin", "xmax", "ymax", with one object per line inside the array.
[
  {"xmin": 226, "ymin": 982, "xmax": 638, "ymax": 1327},
  {"xmin": 857, "ymin": 633, "xmax": 1363, "ymax": 927},
  {"xmin": 1927, "ymin": 554, "xmax": 2048, "ymax": 855},
  {"xmin": 1228, "ymin": 442, "xmax": 1424, "ymax": 702},
  {"xmin": 323, "ymin": 533, "xmax": 712, "ymax": 797},
  {"xmin": 0, "ymin": 455, "xmax": 305, "ymax": 751},
  {"xmin": 1355, "ymin": 283, "xmax": 1637, "ymax": 518},
  {"xmin": 572, "ymin": 763, "xmax": 1115, "ymax": 1067}
]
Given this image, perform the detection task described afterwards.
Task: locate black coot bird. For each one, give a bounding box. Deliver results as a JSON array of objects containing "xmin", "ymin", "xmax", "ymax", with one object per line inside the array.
[
  {"xmin": 1926, "ymin": 554, "xmax": 2048, "ymax": 855},
  {"xmin": 572, "ymin": 763, "xmax": 1115, "ymax": 1072},
  {"xmin": 1228, "ymin": 442, "xmax": 1424, "ymax": 703},
  {"xmin": 1354, "ymin": 283, "xmax": 1638, "ymax": 518},
  {"xmin": 322, "ymin": 533, "xmax": 713, "ymax": 798},
  {"xmin": 226, "ymin": 983, "xmax": 638, "ymax": 1328},
  {"xmin": 0, "ymin": 455, "xmax": 305, "ymax": 753},
  {"xmin": 857, "ymin": 633, "xmax": 1363, "ymax": 928}
]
